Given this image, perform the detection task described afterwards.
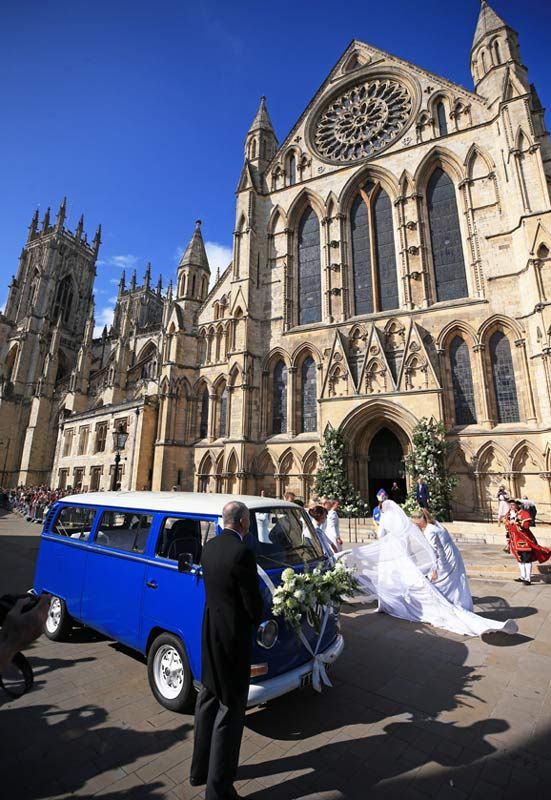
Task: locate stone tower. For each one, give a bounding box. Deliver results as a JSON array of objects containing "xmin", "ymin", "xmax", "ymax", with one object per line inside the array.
[{"xmin": 0, "ymin": 199, "xmax": 100, "ymax": 484}]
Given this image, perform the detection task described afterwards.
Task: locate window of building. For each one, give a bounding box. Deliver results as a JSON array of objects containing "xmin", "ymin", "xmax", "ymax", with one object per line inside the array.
[
  {"xmin": 426, "ymin": 168, "xmax": 468, "ymax": 302},
  {"xmin": 52, "ymin": 275, "xmax": 74, "ymax": 324},
  {"xmin": 436, "ymin": 101, "xmax": 448, "ymax": 137},
  {"xmin": 288, "ymin": 154, "xmax": 297, "ymax": 186},
  {"xmin": 73, "ymin": 467, "xmax": 85, "ymax": 490},
  {"xmin": 58, "ymin": 469, "xmax": 69, "ymax": 490},
  {"xmin": 272, "ymin": 361, "xmax": 288, "ymax": 434},
  {"xmin": 300, "ymin": 356, "xmax": 317, "ymax": 433},
  {"xmin": 218, "ymin": 387, "xmax": 228, "ymax": 438},
  {"xmin": 90, "ymin": 466, "xmax": 102, "ymax": 492},
  {"xmin": 199, "ymin": 387, "xmax": 209, "ymax": 438},
  {"xmin": 449, "ymin": 336, "xmax": 476, "ymax": 425},
  {"xmin": 297, "ymin": 207, "xmax": 321, "ymax": 325},
  {"xmin": 350, "ymin": 186, "xmax": 399, "ymax": 315},
  {"xmin": 95, "ymin": 422, "xmax": 108, "ymax": 453},
  {"xmin": 77, "ymin": 426, "xmax": 89, "ymax": 456},
  {"xmin": 95, "ymin": 510, "xmax": 153, "ymax": 554},
  {"xmin": 493, "ymin": 40, "xmax": 501, "ymax": 65},
  {"xmin": 53, "ymin": 505, "xmax": 97, "ymax": 540},
  {"xmin": 489, "ymin": 331, "xmax": 520, "ymax": 423},
  {"xmin": 62, "ymin": 429, "xmax": 74, "ymax": 457}
]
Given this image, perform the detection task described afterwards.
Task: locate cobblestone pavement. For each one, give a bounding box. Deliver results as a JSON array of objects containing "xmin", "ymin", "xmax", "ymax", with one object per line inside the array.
[{"xmin": 2, "ymin": 510, "xmax": 551, "ymax": 800}]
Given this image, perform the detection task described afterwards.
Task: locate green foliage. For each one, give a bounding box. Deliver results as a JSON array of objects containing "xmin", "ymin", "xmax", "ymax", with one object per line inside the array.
[
  {"xmin": 402, "ymin": 417, "xmax": 457, "ymax": 521},
  {"xmin": 314, "ymin": 426, "xmax": 369, "ymax": 517}
]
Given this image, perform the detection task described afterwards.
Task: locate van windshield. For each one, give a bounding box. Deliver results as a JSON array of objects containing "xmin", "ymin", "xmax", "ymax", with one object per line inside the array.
[{"xmin": 249, "ymin": 507, "xmax": 325, "ymax": 569}]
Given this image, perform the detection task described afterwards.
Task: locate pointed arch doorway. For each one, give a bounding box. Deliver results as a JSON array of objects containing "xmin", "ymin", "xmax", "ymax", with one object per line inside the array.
[{"xmin": 368, "ymin": 427, "xmax": 406, "ymax": 509}]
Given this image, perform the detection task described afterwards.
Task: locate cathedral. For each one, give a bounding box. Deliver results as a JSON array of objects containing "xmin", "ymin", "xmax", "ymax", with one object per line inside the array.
[{"xmin": 1, "ymin": 2, "xmax": 550, "ymax": 521}]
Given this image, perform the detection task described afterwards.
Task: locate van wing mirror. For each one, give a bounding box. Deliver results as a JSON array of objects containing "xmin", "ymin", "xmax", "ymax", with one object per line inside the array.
[{"xmin": 177, "ymin": 553, "xmax": 194, "ymax": 573}]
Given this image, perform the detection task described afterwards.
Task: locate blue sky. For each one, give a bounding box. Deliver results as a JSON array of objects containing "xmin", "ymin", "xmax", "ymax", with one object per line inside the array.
[{"xmin": 1, "ymin": 1, "xmax": 549, "ymax": 334}]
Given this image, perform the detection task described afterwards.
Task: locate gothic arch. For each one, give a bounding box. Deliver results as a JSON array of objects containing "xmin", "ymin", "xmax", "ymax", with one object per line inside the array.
[
  {"xmin": 278, "ymin": 446, "xmax": 300, "ymax": 473},
  {"xmin": 464, "ymin": 144, "xmax": 496, "ymax": 178},
  {"xmin": 510, "ymin": 440, "xmax": 545, "ymax": 473},
  {"xmin": 290, "ymin": 341, "xmax": 322, "ymax": 369},
  {"xmin": 475, "ymin": 440, "xmax": 509, "ymax": 473},
  {"xmin": 478, "ymin": 314, "xmax": 524, "ymax": 342},
  {"xmin": 325, "ymin": 191, "xmax": 339, "ymax": 218},
  {"xmin": 267, "ymin": 205, "xmax": 288, "ymax": 234},
  {"xmin": 398, "ymin": 169, "xmax": 414, "ymax": 196},
  {"xmin": 340, "ymin": 399, "xmax": 417, "ymax": 450},
  {"xmin": 302, "ymin": 447, "xmax": 318, "ymax": 473},
  {"xmin": 136, "ymin": 340, "xmax": 158, "ymax": 363},
  {"xmin": 413, "ymin": 146, "xmax": 466, "ymax": 190},
  {"xmin": 225, "ymin": 448, "xmax": 239, "ymax": 473},
  {"xmin": 437, "ymin": 320, "xmax": 479, "ymax": 349},
  {"xmin": 286, "ymin": 187, "xmax": 325, "ymax": 230},
  {"xmin": 262, "ymin": 347, "xmax": 292, "ymax": 371},
  {"xmin": 228, "ymin": 363, "xmax": 241, "ymax": 387},
  {"xmin": 3, "ymin": 344, "xmax": 19, "ymax": 383},
  {"xmin": 339, "ymin": 163, "xmax": 400, "ymax": 216},
  {"xmin": 515, "ymin": 126, "xmax": 534, "ymax": 152}
]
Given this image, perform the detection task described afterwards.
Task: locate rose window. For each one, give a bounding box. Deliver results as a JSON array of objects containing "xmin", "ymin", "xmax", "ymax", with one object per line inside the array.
[{"xmin": 314, "ymin": 78, "xmax": 412, "ymax": 162}]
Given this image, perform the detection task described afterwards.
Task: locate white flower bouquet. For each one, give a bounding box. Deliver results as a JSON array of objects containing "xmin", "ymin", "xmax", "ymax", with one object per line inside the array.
[{"xmin": 271, "ymin": 562, "xmax": 359, "ymax": 633}]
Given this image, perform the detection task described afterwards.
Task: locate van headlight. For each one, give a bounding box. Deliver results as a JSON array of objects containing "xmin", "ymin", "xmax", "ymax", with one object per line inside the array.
[{"xmin": 256, "ymin": 619, "xmax": 279, "ymax": 649}]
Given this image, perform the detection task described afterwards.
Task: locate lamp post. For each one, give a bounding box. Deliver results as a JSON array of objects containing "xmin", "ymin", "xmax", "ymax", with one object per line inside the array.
[{"xmin": 110, "ymin": 425, "xmax": 129, "ymax": 491}]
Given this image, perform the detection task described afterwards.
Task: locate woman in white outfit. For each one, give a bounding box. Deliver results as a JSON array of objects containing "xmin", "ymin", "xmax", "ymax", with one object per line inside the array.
[
  {"xmin": 345, "ymin": 500, "xmax": 517, "ymax": 638},
  {"xmin": 411, "ymin": 508, "xmax": 473, "ymax": 611}
]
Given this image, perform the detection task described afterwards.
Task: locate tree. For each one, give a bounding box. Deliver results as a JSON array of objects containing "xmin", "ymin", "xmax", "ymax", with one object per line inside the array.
[
  {"xmin": 314, "ymin": 425, "xmax": 368, "ymax": 516},
  {"xmin": 403, "ymin": 417, "xmax": 456, "ymax": 520}
]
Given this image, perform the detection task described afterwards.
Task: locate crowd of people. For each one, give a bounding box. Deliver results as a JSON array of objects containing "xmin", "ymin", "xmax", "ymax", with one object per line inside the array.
[{"xmin": 0, "ymin": 486, "xmax": 73, "ymax": 522}]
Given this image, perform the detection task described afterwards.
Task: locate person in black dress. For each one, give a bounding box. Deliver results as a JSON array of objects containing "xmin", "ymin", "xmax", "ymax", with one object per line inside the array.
[{"xmin": 190, "ymin": 500, "xmax": 264, "ymax": 800}]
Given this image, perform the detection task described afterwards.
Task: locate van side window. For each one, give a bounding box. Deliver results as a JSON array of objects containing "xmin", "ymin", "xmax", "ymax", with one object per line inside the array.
[
  {"xmin": 53, "ymin": 506, "xmax": 97, "ymax": 540},
  {"xmin": 156, "ymin": 517, "xmax": 215, "ymax": 564},
  {"xmin": 95, "ymin": 510, "xmax": 153, "ymax": 554}
]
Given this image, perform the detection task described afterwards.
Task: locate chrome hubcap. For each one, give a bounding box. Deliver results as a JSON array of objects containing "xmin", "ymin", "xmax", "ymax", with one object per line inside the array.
[
  {"xmin": 154, "ymin": 645, "xmax": 184, "ymax": 699},
  {"xmin": 46, "ymin": 598, "xmax": 62, "ymax": 633}
]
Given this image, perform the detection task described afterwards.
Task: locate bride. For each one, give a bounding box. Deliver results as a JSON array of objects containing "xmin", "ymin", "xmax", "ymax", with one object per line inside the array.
[{"xmin": 344, "ymin": 500, "xmax": 517, "ymax": 637}]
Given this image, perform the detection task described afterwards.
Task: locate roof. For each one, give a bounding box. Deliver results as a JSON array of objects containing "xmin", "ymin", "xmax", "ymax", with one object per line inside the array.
[
  {"xmin": 178, "ymin": 220, "xmax": 210, "ymax": 273},
  {"xmin": 57, "ymin": 491, "xmax": 297, "ymax": 515},
  {"xmin": 247, "ymin": 96, "xmax": 276, "ymax": 135}
]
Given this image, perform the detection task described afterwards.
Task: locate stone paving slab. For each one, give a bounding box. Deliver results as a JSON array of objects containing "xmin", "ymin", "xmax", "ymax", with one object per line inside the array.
[{"xmin": 2, "ymin": 510, "xmax": 551, "ymax": 799}]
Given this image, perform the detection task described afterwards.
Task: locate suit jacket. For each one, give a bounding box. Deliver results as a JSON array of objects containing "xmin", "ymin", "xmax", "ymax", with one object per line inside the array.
[{"xmin": 200, "ymin": 529, "xmax": 264, "ymax": 706}]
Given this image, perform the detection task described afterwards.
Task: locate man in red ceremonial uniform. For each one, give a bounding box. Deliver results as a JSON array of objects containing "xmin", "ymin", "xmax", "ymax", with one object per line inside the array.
[{"xmin": 505, "ymin": 500, "xmax": 551, "ymax": 585}]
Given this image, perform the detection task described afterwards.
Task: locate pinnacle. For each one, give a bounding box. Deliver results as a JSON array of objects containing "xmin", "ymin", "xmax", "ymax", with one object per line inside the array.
[
  {"xmin": 473, "ymin": 0, "xmax": 508, "ymax": 48},
  {"xmin": 178, "ymin": 219, "xmax": 210, "ymax": 273},
  {"xmin": 247, "ymin": 95, "xmax": 275, "ymax": 135}
]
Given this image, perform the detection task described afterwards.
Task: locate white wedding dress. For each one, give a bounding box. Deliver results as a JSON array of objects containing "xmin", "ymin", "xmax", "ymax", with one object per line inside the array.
[{"xmin": 344, "ymin": 500, "xmax": 517, "ymax": 637}]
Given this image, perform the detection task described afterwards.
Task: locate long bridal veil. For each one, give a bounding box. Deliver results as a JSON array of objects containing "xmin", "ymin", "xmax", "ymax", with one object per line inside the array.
[{"xmin": 344, "ymin": 500, "xmax": 518, "ymax": 637}]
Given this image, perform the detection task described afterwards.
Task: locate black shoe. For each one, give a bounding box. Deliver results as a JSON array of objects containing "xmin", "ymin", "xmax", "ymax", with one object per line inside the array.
[
  {"xmin": 524, "ymin": 580, "xmax": 532, "ymax": 586},
  {"xmin": 514, "ymin": 578, "xmax": 524, "ymax": 583},
  {"xmin": 189, "ymin": 776, "xmax": 207, "ymax": 786}
]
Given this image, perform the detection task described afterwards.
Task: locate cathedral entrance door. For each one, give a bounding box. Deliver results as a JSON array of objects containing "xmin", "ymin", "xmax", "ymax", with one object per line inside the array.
[{"xmin": 368, "ymin": 427, "xmax": 406, "ymax": 510}]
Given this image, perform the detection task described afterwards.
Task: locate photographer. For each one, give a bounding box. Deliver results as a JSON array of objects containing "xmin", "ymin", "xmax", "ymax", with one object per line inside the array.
[{"xmin": 0, "ymin": 594, "xmax": 51, "ymax": 672}]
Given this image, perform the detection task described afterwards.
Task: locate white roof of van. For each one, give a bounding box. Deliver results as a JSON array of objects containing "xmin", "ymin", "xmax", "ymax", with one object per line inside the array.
[{"xmin": 58, "ymin": 491, "xmax": 297, "ymax": 516}]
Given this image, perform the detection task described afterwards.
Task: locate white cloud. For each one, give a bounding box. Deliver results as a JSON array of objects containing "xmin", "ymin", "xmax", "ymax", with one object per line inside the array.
[
  {"xmin": 205, "ymin": 241, "xmax": 232, "ymax": 278},
  {"xmin": 98, "ymin": 254, "xmax": 139, "ymax": 270},
  {"xmin": 93, "ymin": 302, "xmax": 116, "ymax": 338}
]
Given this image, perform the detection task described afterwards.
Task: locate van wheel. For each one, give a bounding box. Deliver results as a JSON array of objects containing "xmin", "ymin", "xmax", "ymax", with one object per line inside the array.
[
  {"xmin": 147, "ymin": 633, "xmax": 194, "ymax": 713},
  {"xmin": 44, "ymin": 596, "xmax": 72, "ymax": 641}
]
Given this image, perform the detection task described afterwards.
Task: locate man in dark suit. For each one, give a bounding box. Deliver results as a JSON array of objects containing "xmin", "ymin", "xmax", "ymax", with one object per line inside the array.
[{"xmin": 190, "ymin": 500, "xmax": 264, "ymax": 800}]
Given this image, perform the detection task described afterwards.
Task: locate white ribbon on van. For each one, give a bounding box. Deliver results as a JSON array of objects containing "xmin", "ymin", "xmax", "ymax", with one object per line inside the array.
[{"xmin": 256, "ymin": 565, "xmax": 333, "ymax": 693}]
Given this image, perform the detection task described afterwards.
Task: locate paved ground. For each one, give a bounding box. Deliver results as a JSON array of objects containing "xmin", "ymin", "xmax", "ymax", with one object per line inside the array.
[{"xmin": 2, "ymin": 510, "xmax": 551, "ymax": 800}]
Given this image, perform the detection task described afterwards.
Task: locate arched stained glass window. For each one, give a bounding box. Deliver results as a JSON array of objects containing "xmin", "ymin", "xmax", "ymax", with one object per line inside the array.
[
  {"xmin": 427, "ymin": 168, "xmax": 468, "ymax": 302},
  {"xmin": 449, "ymin": 336, "xmax": 476, "ymax": 425},
  {"xmin": 351, "ymin": 195, "xmax": 373, "ymax": 315},
  {"xmin": 301, "ymin": 356, "xmax": 317, "ymax": 433},
  {"xmin": 490, "ymin": 331, "xmax": 520, "ymax": 423},
  {"xmin": 436, "ymin": 102, "xmax": 448, "ymax": 137},
  {"xmin": 288, "ymin": 154, "xmax": 297, "ymax": 186},
  {"xmin": 218, "ymin": 387, "xmax": 228, "ymax": 438},
  {"xmin": 272, "ymin": 361, "xmax": 288, "ymax": 434},
  {"xmin": 199, "ymin": 388, "xmax": 209, "ymax": 438},
  {"xmin": 373, "ymin": 189, "xmax": 399, "ymax": 311},
  {"xmin": 297, "ymin": 208, "xmax": 321, "ymax": 325}
]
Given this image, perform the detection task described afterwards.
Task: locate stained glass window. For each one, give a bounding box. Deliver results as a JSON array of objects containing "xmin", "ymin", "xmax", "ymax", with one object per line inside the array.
[
  {"xmin": 199, "ymin": 388, "xmax": 209, "ymax": 438},
  {"xmin": 427, "ymin": 168, "xmax": 468, "ymax": 302},
  {"xmin": 490, "ymin": 331, "xmax": 520, "ymax": 423},
  {"xmin": 272, "ymin": 361, "xmax": 288, "ymax": 434},
  {"xmin": 373, "ymin": 190, "xmax": 399, "ymax": 311},
  {"xmin": 351, "ymin": 195, "xmax": 373, "ymax": 315},
  {"xmin": 449, "ymin": 336, "xmax": 476, "ymax": 425},
  {"xmin": 301, "ymin": 356, "xmax": 317, "ymax": 433},
  {"xmin": 298, "ymin": 208, "xmax": 321, "ymax": 325},
  {"xmin": 436, "ymin": 102, "xmax": 448, "ymax": 136},
  {"xmin": 218, "ymin": 388, "xmax": 228, "ymax": 438}
]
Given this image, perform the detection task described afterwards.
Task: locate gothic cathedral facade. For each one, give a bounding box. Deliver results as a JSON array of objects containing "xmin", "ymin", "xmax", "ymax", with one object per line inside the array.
[{"xmin": 1, "ymin": 3, "xmax": 551, "ymax": 520}]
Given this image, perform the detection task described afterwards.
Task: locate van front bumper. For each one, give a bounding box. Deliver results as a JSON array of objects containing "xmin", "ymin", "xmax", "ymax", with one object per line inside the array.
[{"xmin": 247, "ymin": 634, "xmax": 344, "ymax": 707}]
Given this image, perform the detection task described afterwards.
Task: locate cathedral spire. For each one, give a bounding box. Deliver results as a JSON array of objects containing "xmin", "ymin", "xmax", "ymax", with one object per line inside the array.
[
  {"xmin": 144, "ymin": 262, "xmax": 151, "ymax": 289},
  {"xmin": 130, "ymin": 269, "xmax": 137, "ymax": 290},
  {"xmin": 55, "ymin": 197, "xmax": 67, "ymax": 231},
  {"xmin": 247, "ymin": 96, "xmax": 276, "ymax": 137},
  {"xmin": 156, "ymin": 274, "xmax": 163, "ymax": 295},
  {"xmin": 472, "ymin": 1, "xmax": 508, "ymax": 49},
  {"xmin": 243, "ymin": 96, "xmax": 278, "ymax": 178},
  {"xmin": 93, "ymin": 224, "xmax": 102, "ymax": 257},
  {"xmin": 75, "ymin": 214, "xmax": 84, "ymax": 240},
  {"xmin": 178, "ymin": 220, "xmax": 210, "ymax": 273},
  {"xmin": 41, "ymin": 207, "xmax": 51, "ymax": 233},
  {"xmin": 118, "ymin": 269, "xmax": 126, "ymax": 295}
]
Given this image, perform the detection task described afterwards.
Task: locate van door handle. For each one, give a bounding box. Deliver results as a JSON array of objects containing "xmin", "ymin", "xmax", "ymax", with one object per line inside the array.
[{"xmin": 146, "ymin": 580, "xmax": 158, "ymax": 589}]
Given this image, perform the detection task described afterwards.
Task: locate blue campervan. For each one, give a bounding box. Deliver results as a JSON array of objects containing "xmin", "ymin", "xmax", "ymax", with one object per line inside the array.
[{"xmin": 33, "ymin": 492, "xmax": 344, "ymax": 712}]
